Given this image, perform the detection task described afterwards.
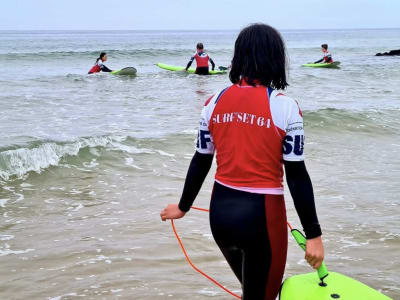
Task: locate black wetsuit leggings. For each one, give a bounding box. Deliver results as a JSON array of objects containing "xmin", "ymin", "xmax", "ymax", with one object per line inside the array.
[
  {"xmin": 209, "ymin": 182, "xmax": 288, "ymax": 300},
  {"xmin": 195, "ymin": 67, "xmax": 209, "ymax": 75}
]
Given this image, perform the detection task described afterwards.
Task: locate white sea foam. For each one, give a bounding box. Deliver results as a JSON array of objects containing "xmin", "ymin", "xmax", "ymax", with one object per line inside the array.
[
  {"xmin": 0, "ymin": 135, "xmax": 158, "ymax": 181},
  {"xmin": 0, "ymin": 136, "xmax": 113, "ymax": 180},
  {"xmin": 0, "ymin": 243, "xmax": 35, "ymax": 257},
  {"xmin": 0, "ymin": 198, "xmax": 9, "ymax": 207},
  {"xmin": 0, "ymin": 235, "xmax": 14, "ymax": 241}
]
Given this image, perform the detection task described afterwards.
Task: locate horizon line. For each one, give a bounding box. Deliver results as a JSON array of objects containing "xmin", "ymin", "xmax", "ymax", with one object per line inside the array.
[{"xmin": 1, "ymin": 27, "xmax": 400, "ymax": 32}]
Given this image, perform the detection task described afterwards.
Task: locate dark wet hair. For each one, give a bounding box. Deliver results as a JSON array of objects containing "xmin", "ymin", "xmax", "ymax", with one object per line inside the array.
[
  {"xmin": 96, "ymin": 52, "xmax": 107, "ymax": 63},
  {"xmin": 196, "ymin": 43, "xmax": 204, "ymax": 50},
  {"xmin": 321, "ymin": 44, "xmax": 328, "ymax": 50},
  {"xmin": 229, "ymin": 23, "xmax": 288, "ymax": 90}
]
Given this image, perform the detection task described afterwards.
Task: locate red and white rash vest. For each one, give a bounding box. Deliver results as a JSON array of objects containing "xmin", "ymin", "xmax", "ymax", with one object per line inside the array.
[
  {"xmin": 192, "ymin": 51, "xmax": 210, "ymax": 68},
  {"xmin": 196, "ymin": 80, "xmax": 305, "ymax": 195},
  {"xmin": 88, "ymin": 60, "xmax": 104, "ymax": 74},
  {"xmin": 323, "ymin": 51, "xmax": 333, "ymax": 63}
]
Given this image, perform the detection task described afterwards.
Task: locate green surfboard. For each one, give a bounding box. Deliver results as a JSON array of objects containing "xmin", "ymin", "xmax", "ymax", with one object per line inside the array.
[
  {"xmin": 302, "ymin": 61, "xmax": 341, "ymax": 68},
  {"xmin": 280, "ymin": 229, "xmax": 392, "ymax": 300},
  {"xmin": 280, "ymin": 272, "xmax": 391, "ymax": 300},
  {"xmin": 111, "ymin": 67, "xmax": 137, "ymax": 75},
  {"xmin": 156, "ymin": 63, "xmax": 227, "ymax": 75}
]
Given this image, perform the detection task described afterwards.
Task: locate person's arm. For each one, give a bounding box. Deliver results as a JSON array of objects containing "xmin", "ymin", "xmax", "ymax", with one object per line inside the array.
[
  {"xmin": 285, "ymin": 160, "xmax": 324, "ymax": 269},
  {"xmin": 185, "ymin": 56, "xmax": 195, "ymax": 71},
  {"xmin": 284, "ymin": 161, "xmax": 321, "ymax": 238},
  {"xmin": 160, "ymin": 152, "xmax": 213, "ymax": 221},
  {"xmin": 314, "ymin": 58, "xmax": 324, "ymax": 63},
  {"xmin": 160, "ymin": 95, "xmax": 216, "ymax": 221},
  {"xmin": 100, "ymin": 64, "xmax": 113, "ymax": 72},
  {"xmin": 281, "ymin": 95, "xmax": 324, "ymax": 269},
  {"xmin": 209, "ymin": 57, "xmax": 215, "ymax": 71},
  {"xmin": 178, "ymin": 152, "xmax": 213, "ymax": 212}
]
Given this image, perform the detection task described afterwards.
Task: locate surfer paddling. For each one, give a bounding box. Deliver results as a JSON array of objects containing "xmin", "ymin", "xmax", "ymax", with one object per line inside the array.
[{"xmin": 88, "ymin": 52, "xmax": 113, "ymax": 74}]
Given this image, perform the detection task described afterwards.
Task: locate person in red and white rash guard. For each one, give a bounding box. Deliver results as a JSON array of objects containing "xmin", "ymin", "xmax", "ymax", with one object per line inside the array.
[
  {"xmin": 88, "ymin": 52, "xmax": 113, "ymax": 74},
  {"xmin": 185, "ymin": 42, "xmax": 215, "ymax": 75},
  {"xmin": 314, "ymin": 43, "xmax": 333, "ymax": 63},
  {"xmin": 161, "ymin": 24, "xmax": 324, "ymax": 300}
]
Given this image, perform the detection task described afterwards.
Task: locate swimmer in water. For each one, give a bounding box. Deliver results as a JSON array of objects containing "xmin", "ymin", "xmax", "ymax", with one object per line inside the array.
[
  {"xmin": 88, "ymin": 52, "xmax": 113, "ymax": 74},
  {"xmin": 161, "ymin": 23, "xmax": 325, "ymax": 300}
]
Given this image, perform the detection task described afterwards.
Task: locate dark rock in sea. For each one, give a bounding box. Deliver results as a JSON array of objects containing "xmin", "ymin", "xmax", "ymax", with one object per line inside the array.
[{"xmin": 376, "ymin": 49, "xmax": 400, "ymax": 56}]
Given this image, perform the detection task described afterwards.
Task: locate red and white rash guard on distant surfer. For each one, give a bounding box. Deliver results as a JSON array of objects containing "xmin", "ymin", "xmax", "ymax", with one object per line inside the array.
[
  {"xmin": 315, "ymin": 51, "xmax": 333, "ymax": 64},
  {"xmin": 192, "ymin": 51, "xmax": 211, "ymax": 67},
  {"xmin": 186, "ymin": 51, "xmax": 216, "ymax": 75},
  {"xmin": 196, "ymin": 80, "xmax": 305, "ymax": 194},
  {"xmin": 88, "ymin": 60, "xmax": 112, "ymax": 74}
]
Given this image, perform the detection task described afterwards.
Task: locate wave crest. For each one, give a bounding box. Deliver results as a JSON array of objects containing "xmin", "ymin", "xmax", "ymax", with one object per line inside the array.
[{"xmin": 0, "ymin": 136, "xmax": 117, "ymax": 181}]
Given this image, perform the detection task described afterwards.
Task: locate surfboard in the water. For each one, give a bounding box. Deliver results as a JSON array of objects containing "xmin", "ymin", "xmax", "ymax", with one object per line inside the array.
[
  {"xmin": 156, "ymin": 63, "xmax": 226, "ymax": 75},
  {"xmin": 280, "ymin": 272, "xmax": 392, "ymax": 300},
  {"xmin": 302, "ymin": 61, "xmax": 341, "ymax": 68},
  {"xmin": 111, "ymin": 67, "xmax": 137, "ymax": 75}
]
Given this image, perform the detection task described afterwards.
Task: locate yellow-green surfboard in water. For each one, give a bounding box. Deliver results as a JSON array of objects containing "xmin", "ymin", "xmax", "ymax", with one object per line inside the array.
[
  {"xmin": 111, "ymin": 67, "xmax": 137, "ymax": 75},
  {"xmin": 302, "ymin": 61, "xmax": 341, "ymax": 68},
  {"xmin": 157, "ymin": 63, "xmax": 227, "ymax": 75}
]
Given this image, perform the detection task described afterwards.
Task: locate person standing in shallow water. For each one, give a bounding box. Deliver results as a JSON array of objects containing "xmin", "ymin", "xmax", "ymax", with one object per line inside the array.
[
  {"xmin": 161, "ymin": 23, "xmax": 324, "ymax": 300},
  {"xmin": 88, "ymin": 52, "xmax": 113, "ymax": 74},
  {"xmin": 185, "ymin": 43, "xmax": 216, "ymax": 75}
]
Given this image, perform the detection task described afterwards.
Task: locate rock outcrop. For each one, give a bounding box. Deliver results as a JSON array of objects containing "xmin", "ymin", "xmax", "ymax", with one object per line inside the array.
[{"xmin": 376, "ymin": 49, "xmax": 400, "ymax": 56}]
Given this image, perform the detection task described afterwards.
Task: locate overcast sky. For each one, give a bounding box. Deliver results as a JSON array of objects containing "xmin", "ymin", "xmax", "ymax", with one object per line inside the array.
[{"xmin": 2, "ymin": 0, "xmax": 400, "ymax": 30}]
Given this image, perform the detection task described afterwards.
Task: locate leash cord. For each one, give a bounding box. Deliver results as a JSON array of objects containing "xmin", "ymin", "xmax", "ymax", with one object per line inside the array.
[
  {"xmin": 171, "ymin": 206, "xmax": 241, "ymax": 299},
  {"xmin": 171, "ymin": 206, "xmax": 294, "ymax": 299}
]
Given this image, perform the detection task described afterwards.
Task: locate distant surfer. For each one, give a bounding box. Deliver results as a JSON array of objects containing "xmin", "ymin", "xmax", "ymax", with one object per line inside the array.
[
  {"xmin": 88, "ymin": 52, "xmax": 113, "ymax": 74},
  {"xmin": 314, "ymin": 44, "xmax": 333, "ymax": 64},
  {"xmin": 185, "ymin": 43, "xmax": 216, "ymax": 75},
  {"xmin": 161, "ymin": 23, "xmax": 324, "ymax": 300}
]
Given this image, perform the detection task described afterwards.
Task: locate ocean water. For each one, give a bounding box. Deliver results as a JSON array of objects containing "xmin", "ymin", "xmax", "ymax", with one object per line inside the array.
[{"xmin": 0, "ymin": 29, "xmax": 399, "ymax": 299}]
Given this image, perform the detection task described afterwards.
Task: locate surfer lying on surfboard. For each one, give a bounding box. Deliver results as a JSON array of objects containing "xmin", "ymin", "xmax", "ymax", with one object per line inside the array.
[
  {"xmin": 185, "ymin": 43, "xmax": 216, "ymax": 75},
  {"xmin": 88, "ymin": 52, "xmax": 114, "ymax": 74},
  {"xmin": 314, "ymin": 44, "xmax": 333, "ymax": 64},
  {"xmin": 161, "ymin": 23, "xmax": 325, "ymax": 300}
]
